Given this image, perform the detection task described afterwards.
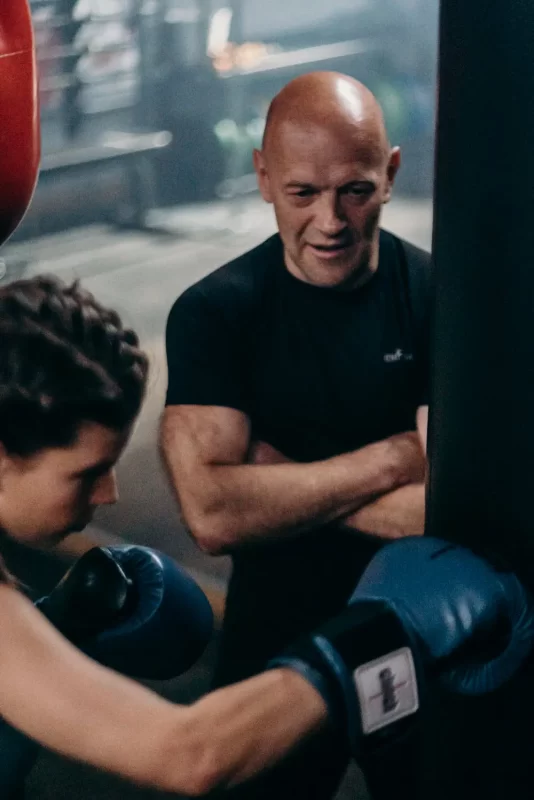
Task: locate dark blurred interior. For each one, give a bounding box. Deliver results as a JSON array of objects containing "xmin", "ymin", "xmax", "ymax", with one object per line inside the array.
[{"xmin": 13, "ymin": 0, "xmax": 438, "ymax": 242}]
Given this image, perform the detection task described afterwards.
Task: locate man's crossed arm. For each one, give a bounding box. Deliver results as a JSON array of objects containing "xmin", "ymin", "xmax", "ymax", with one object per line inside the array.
[{"xmin": 160, "ymin": 404, "xmax": 428, "ymax": 552}]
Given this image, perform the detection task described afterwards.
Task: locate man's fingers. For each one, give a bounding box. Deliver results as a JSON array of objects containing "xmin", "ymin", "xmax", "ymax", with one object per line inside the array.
[{"xmin": 416, "ymin": 406, "xmax": 429, "ymax": 454}]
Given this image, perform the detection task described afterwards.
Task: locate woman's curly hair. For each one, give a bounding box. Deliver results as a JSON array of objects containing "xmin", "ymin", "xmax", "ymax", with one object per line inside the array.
[{"xmin": 0, "ymin": 274, "xmax": 149, "ymax": 457}]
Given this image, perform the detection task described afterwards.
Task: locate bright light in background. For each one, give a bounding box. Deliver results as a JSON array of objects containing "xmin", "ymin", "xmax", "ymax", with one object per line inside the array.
[{"xmin": 207, "ymin": 7, "xmax": 233, "ymax": 57}]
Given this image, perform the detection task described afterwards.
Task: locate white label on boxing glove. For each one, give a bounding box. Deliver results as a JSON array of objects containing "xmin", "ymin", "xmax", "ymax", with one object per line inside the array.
[{"xmin": 353, "ymin": 647, "xmax": 419, "ymax": 735}]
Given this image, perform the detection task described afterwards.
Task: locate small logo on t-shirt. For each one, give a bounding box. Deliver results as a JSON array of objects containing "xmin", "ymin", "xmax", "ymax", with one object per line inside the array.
[{"xmin": 384, "ymin": 348, "xmax": 414, "ymax": 363}]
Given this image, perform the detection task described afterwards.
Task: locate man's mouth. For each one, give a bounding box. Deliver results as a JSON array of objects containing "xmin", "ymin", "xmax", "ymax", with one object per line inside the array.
[{"xmin": 308, "ymin": 241, "xmax": 353, "ymax": 258}]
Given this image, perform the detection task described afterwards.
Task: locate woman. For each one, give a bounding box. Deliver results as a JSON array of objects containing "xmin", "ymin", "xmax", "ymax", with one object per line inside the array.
[{"xmin": 0, "ymin": 274, "xmax": 327, "ymax": 797}]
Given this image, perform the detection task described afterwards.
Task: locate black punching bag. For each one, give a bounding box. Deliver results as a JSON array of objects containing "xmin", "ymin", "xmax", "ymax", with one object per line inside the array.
[
  {"xmin": 421, "ymin": 2, "xmax": 534, "ymax": 799},
  {"xmin": 427, "ymin": 0, "xmax": 534, "ymax": 589}
]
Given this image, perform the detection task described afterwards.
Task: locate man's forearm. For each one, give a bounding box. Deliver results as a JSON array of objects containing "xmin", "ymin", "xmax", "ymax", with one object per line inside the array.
[
  {"xmin": 171, "ymin": 436, "xmax": 423, "ymax": 553},
  {"xmin": 341, "ymin": 483, "xmax": 426, "ymax": 539},
  {"xmin": 247, "ymin": 439, "xmax": 426, "ymax": 541}
]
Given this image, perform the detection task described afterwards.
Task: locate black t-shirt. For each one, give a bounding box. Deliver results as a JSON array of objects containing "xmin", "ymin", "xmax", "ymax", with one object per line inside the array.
[{"xmin": 165, "ymin": 230, "xmax": 432, "ymax": 682}]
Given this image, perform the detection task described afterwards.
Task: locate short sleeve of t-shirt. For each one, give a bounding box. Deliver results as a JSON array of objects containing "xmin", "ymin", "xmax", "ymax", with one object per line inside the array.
[{"xmin": 165, "ymin": 284, "xmax": 249, "ymax": 413}]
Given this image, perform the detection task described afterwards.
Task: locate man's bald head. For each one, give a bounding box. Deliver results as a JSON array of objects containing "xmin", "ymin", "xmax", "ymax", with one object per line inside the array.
[
  {"xmin": 253, "ymin": 72, "xmax": 400, "ymax": 290},
  {"xmin": 262, "ymin": 72, "xmax": 390, "ymax": 164}
]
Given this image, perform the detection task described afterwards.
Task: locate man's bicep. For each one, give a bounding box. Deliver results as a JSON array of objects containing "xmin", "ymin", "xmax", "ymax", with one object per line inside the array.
[
  {"xmin": 161, "ymin": 405, "xmax": 251, "ymax": 474},
  {"xmin": 160, "ymin": 406, "xmax": 251, "ymax": 537}
]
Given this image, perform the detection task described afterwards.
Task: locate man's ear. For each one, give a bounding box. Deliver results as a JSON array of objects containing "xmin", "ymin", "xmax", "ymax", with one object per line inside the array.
[
  {"xmin": 253, "ymin": 149, "xmax": 273, "ymax": 203},
  {"xmin": 383, "ymin": 146, "xmax": 401, "ymax": 203}
]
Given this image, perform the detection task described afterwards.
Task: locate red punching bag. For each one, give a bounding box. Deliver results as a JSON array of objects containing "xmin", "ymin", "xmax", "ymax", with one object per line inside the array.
[{"xmin": 0, "ymin": 1, "xmax": 40, "ymax": 246}]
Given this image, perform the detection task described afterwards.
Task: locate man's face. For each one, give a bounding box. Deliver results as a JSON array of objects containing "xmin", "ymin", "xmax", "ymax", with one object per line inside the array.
[
  {"xmin": 0, "ymin": 421, "xmax": 131, "ymax": 547},
  {"xmin": 254, "ymin": 123, "xmax": 400, "ymax": 289}
]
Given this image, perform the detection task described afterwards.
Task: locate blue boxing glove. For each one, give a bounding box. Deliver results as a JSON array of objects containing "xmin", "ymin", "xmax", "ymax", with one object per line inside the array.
[
  {"xmin": 353, "ymin": 537, "xmax": 534, "ymax": 695},
  {"xmin": 269, "ymin": 537, "xmax": 534, "ymax": 757},
  {"xmin": 36, "ymin": 545, "xmax": 213, "ymax": 680}
]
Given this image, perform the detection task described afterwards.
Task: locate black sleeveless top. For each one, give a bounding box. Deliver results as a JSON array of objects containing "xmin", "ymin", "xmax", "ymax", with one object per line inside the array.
[{"xmin": 0, "ymin": 719, "xmax": 39, "ymax": 797}]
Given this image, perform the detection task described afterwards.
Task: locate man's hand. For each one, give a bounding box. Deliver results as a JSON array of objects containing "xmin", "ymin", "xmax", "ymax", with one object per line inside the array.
[
  {"xmin": 382, "ymin": 431, "xmax": 426, "ymax": 485},
  {"xmin": 343, "ymin": 422, "xmax": 427, "ymax": 538},
  {"xmin": 416, "ymin": 405, "xmax": 429, "ymax": 454}
]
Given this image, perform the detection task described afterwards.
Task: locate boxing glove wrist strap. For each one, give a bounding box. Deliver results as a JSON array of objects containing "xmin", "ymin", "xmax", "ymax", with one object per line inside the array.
[{"xmin": 268, "ymin": 600, "xmax": 421, "ymax": 755}]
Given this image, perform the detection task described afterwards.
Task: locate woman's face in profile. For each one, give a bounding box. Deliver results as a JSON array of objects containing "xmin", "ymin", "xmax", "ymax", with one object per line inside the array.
[{"xmin": 0, "ymin": 421, "xmax": 131, "ymax": 546}]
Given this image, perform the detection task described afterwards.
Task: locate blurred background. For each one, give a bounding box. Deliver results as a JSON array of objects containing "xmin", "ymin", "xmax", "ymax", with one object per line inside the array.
[{"xmin": 1, "ymin": 1, "xmax": 438, "ymax": 797}]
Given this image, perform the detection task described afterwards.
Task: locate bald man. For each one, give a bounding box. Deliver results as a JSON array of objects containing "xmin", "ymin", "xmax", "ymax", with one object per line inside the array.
[{"xmin": 161, "ymin": 72, "xmax": 431, "ymax": 799}]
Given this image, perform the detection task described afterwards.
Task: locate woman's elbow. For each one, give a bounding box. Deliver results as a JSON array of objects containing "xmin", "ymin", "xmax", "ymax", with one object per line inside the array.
[
  {"xmin": 184, "ymin": 757, "xmax": 230, "ymax": 796},
  {"xmin": 158, "ymin": 715, "xmax": 231, "ymax": 796},
  {"xmin": 157, "ymin": 754, "xmax": 226, "ymax": 797}
]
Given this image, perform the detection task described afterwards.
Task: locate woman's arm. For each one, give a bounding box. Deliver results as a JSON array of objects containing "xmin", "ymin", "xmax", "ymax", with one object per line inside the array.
[
  {"xmin": 0, "ymin": 585, "xmax": 327, "ymax": 795},
  {"xmin": 0, "ymin": 585, "xmax": 199, "ymax": 793},
  {"xmin": 181, "ymin": 669, "xmax": 327, "ymax": 790}
]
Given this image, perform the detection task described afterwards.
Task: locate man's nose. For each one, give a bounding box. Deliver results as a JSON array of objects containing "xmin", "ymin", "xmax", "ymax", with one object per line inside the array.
[
  {"xmin": 91, "ymin": 469, "xmax": 119, "ymax": 507},
  {"xmin": 315, "ymin": 192, "xmax": 347, "ymax": 236}
]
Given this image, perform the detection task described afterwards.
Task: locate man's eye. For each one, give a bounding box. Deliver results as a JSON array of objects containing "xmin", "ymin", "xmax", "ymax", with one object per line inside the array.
[
  {"xmin": 345, "ymin": 185, "xmax": 373, "ymax": 197},
  {"xmin": 291, "ymin": 189, "xmax": 315, "ymax": 198}
]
